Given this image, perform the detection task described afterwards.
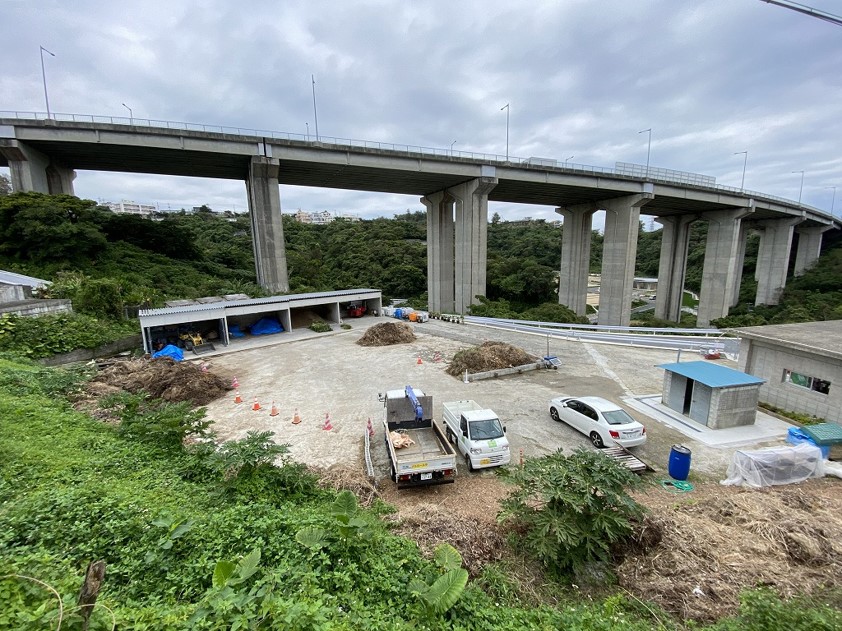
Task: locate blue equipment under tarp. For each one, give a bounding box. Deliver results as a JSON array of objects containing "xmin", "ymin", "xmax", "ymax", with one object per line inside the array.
[
  {"xmin": 228, "ymin": 324, "xmax": 246, "ymax": 338},
  {"xmin": 152, "ymin": 344, "xmax": 184, "ymax": 361},
  {"xmin": 250, "ymin": 317, "xmax": 284, "ymax": 335}
]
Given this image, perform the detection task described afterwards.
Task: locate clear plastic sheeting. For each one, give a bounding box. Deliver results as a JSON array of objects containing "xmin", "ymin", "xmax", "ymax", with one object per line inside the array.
[{"xmin": 721, "ymin": 443, "xmax": 825, "ymax": 488}]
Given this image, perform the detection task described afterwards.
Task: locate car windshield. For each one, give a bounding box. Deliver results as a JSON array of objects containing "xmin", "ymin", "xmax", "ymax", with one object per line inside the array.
[
  {"xmin": 470, "ymin": 419, "xmax": 505, "ymax": 440},
  {"xmin": 602, "ymin": 409, "xmax": 637, "ymax": 426}
]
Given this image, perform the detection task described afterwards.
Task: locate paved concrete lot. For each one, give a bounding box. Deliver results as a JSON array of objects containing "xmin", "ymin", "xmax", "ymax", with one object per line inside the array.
[{"xmin": 199, "ymin": 317, "xmax": 793, "ymax": 480}]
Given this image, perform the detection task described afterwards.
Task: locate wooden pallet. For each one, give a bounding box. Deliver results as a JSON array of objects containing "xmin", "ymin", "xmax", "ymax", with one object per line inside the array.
[{"xmin": 601, "ymin": 445, "xmax": 652, "ymax": 473}]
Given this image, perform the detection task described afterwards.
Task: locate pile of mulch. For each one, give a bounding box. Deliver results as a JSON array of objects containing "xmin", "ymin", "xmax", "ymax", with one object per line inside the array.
[
  {"xmin": 386, "ymin": 504, "xmax": 506, "ymax": 577},
  {"xmin": 617, "ymin": 481, "xmax": 842, "ymax": 621},
  {"xmin": 356, "ymin": 322, "xmax": 416, "ymax": 347},
  {"xmin": 311, "ymin": 464, "xmax": 380, "ymax": 508},
  {"xmin": 85, "ymin": 357, "xmax": 232, "ymax": 406},
  {"xmin": 445, "ymin": 341, "xmax": 537, "ymax": 377}
]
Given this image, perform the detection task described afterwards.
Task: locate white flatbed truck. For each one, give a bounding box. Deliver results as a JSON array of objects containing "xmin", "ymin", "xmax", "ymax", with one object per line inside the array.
[
  {"xmin": 380, "ymin": 386, "xmax": 457, "ymax": 489},
  {"xmin": 442, "ymin": 400, "xmax": 511, "ymax": 470}
]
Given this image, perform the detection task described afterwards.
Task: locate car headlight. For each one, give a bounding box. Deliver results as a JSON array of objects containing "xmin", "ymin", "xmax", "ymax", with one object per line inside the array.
[{"xmin": 470, "ymin": 448, "xmax": 482, "ymax": 454}]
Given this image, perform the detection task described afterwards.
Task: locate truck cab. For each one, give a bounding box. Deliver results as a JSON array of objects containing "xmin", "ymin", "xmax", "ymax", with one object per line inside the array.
[{"xmin": 442, "ymin": 401, "xmax": 510, "ymax": 470}]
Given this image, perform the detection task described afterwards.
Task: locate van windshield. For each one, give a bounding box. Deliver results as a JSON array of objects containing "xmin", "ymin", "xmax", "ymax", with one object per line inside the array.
[{"xmin": 470, "ymin": 419, "xmax": 505, "ymax": 440}]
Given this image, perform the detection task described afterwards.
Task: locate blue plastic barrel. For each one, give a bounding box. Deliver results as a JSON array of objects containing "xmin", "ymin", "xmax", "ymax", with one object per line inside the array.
[
  {"xmin": 668, "ymin": 445, "xmax": 692, "ymax": 481},
  {"xmin": 395, "ymin": 308, "xmax": 402, "ymax": 319}
]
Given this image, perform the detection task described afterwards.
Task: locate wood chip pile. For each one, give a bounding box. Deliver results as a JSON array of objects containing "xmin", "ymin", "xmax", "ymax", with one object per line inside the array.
[
  {"xmin": 618, "ymin": 483, "xmax": 842, "ymax": 621},
  {"xmin": 86, "ymin": 357, "xmax": 231, "ymax": 406},
  {"xmin": 356, "ymin": 322, "xmax": 416, "ymax": 346},
  {"xmin": 446, "ymin": 341, "xmax": 537, "ymax": 376}
]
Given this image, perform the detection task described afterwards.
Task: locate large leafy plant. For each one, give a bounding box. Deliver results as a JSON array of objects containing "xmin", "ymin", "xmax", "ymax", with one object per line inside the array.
[{"xmin": 408, "ymin": 543, "xmax": 469, "ymax": 617}]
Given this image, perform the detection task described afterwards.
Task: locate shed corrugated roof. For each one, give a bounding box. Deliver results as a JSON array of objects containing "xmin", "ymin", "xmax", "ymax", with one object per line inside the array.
[
  {"xmin": 0, "ymin": 270, "xmax": 49, "ymax": 288},
  {"xmin": 657, "ymin": 361, "xmax": 765, "ymax": 388}
]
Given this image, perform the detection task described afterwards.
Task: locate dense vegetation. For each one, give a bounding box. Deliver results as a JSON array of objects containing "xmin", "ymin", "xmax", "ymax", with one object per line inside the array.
[{"xmin": 2, "ymin": 356, "xmax": 840, "ymax": 629}]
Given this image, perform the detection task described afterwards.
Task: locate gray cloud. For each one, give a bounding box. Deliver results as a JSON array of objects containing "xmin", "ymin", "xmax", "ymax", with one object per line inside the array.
[{"xmin": 2, "ymin": 0, "xmax": 841, "ymax": 221}]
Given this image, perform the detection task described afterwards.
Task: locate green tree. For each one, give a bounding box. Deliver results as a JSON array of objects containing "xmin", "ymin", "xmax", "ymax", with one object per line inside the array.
[{"xmin": 0, "ymin": 173, "xmax": 10, "ymax": 196}]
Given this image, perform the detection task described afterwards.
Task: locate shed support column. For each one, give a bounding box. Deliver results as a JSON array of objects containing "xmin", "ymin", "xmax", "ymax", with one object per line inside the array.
[
  {"xmin": 0, "ymin": 140, "xmax": 75, "ymax": 194},
  {"xmin": 599, "ymin": 191, "xmax": 653, "ymax": 326},
  {"xmin": 422, "ymin": 191, "xmax": 455, "ymax": 313},
  {"xmin": 696, "ymin": 207, "xmax": 753, "ymax": 328},
  {"xmin": 654, "ymin": 215, "xmax": 695, "ymax": 322},
  {"xmin": 247, "ymin": 156, "xmax": 288, "ymax": 293},
  {"xmin": 447, "ymin": 175, "xmax": 497, "ymax": 314},
  {"xmin": 754, "ymin": 216, "xmax": 804, "ymax": 306},
  {"xmin": 793, "ymin": 225, "xmax": 832, "ymax": 276},
  {"xmin": 555, "ymin": 205, "xmax": 595, "ymax": 316}
]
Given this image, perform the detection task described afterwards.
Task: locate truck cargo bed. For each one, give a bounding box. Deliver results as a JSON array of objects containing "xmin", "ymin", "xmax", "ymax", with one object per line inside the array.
[{"xmin": 393, "ymin": 428, "xmax": 449, "ymax": 464}]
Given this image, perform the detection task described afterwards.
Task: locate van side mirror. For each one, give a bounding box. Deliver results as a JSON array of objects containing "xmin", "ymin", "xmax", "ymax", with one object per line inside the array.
[
  {"xmin": 462, "ymin": 430, "xmax": 468, "ymax": 438},
  {"xmin": 503, "ymin": 426, "xmax": 507, "ymax": 433}
]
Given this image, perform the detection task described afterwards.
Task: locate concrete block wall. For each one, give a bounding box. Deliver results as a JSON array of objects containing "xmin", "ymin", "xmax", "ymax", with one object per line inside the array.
[
  {"xmin": 709, "ymin": 385, "xmax": 759, "ymax": 429},
  {"xmin": 739, "ymin": 339, "xmax": 841, "ymax": 423}
]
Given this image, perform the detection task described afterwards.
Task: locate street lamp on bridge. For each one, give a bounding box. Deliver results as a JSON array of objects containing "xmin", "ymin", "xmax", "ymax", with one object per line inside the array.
[
  {"xmin": 39, "ymin": 45, "xmax": 56, "ymax": 119},
  {"xmin": 500, "ymin": 103, "xmax": 509, "ymax": 161},
  {"xmin": 792, "ymin": 170, "xmax": 805, "ymax": 204},
  {"xmin": 450, "ymin": 140, "xmax": 457, "ymax": 157},
  {"xmin": 827, "ymin": 186, "xmax": 837, "ymax": 217},
  {"xmin": 122, "ymin": 103, "xmax": 133, "ymax": 124},
  {"xmin": 639, "ymin": 128, "xmax": 652, "ymax": 178},
  {"xmin": 734, "ymin": 150, "xmax": 748, "ymax": 190},
  {"xmin": 564, "ymin": 155, "xmax": 574, "ymax": 165}
]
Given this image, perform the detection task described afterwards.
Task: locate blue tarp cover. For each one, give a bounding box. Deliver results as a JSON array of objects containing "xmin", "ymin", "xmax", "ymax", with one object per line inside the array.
[
  {"xmin": 250, "ymin": 317, "xmax": 284, "ymax": 335},
  {"xmin": 228, "ymin": 324, "xmax": 246, "ymax": 338},
  {"xmin": 152, "ymin": 344, "xmax": 184, "ymax": 361}
]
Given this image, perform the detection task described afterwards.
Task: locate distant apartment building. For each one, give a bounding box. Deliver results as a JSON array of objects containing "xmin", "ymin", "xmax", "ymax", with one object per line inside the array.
[
  {"xmin": 106, "ymin": 200, "xmax": 157, "ymax": 217},
  {"xmin": 293, "ymin": 210, "xmax": 360, "ymax": 224}
]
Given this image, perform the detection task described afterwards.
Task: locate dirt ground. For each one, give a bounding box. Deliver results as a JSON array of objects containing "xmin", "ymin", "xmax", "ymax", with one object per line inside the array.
[{"xmin": 184, "ymin": 316, "xmax": 841, "ymax": 620}]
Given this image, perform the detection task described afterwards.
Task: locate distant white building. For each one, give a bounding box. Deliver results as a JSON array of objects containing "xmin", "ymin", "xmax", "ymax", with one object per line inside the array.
[
  {"xmin": 293, "ymin": 209, "xmax": 360, "ymax": 224},
  {"xmin": 106, "ymin": 200, "xmax": 156, "ymax": 217}
]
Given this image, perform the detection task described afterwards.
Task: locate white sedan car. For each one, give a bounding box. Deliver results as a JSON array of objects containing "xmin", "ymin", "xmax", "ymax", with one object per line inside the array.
[{"xmin": 548, "ymin": 396, "xmax": 647, "ymax": 448}]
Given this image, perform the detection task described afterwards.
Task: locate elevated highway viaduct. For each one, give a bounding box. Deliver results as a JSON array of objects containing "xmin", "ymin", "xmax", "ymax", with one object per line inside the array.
[{"xmin": 1, "ymin": 115, "xmax": 838, "ymax": 327}]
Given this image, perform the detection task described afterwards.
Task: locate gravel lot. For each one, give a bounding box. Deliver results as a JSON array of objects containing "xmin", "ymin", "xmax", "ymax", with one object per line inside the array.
[{"xmin": 199, "ymin": 316, "xmax": 778, "ymax": 480}]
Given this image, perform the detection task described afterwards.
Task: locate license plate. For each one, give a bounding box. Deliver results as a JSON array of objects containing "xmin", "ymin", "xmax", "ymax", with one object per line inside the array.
[
  {"xmin": 624, "ymin": 431, "xmax": 638, "ymax": 438},
  {"xmin": 480, "ymin": 458, "xmax": 491, "ymax": 465},
  {"xmin": 420, "ymin": 472, "xmax": 432, "ymax": 480}
]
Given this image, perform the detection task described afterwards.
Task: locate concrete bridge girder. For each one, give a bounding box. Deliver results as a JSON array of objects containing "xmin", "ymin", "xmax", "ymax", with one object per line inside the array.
[{"xmin": 0, "ymin": 139, "xmax": 75, "ymax": 195}]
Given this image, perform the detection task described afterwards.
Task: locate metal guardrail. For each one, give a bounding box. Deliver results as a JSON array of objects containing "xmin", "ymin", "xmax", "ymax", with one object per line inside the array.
[
  {"xmin": 363, "ymin": 426, "xmax": 375, "ymax": 480},
  {"xmin": 0, "ymin": 109, "xmax": 833, "ymax": 217}
]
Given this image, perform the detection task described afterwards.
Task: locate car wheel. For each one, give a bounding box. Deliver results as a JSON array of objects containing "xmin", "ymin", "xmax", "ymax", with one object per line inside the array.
[
  {"xmin": 465, "ymin": 454, "xmax": 474, "ymax": 471},
  {"xmin": 590, "ymin": 432, "xmax": 605, "ymax": 448},
  {"xmin": 550, "ymin": 407, "xmax": 560, "ymax": 422},
  {"xmin": 446, "ymin": 428, "xmax": 454, "ymax": 444}
]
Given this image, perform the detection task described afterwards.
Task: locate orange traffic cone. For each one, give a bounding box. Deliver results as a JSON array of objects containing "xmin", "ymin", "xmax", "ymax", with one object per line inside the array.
[
  {"xmin": 232, "ymin": 376, "xmax": 239, "ymax": 389},
  {"xmin": 269, "ymin": 401, "xmax": 279, "ymax": 417},
  {"xmin": 292, "ymin": 408, "xmax": 301, "ymax": 425},
  {"xmin": 252, "ymin": 397, "xmax": 262, "ymax": 411},
  {"xmin": 416, "ymin": 356, "xmax": 423, "ymax": 365},
  {"xmin": 234, "ymin": 391, "xmax": 243, "ymax": 404},
  {"xmin": 366, "ymin": 417, "xmax": 374, "ymax": 437},
  {"xmin": 323, "ymin": 412, "xmax": 333, "ymax": 431}
]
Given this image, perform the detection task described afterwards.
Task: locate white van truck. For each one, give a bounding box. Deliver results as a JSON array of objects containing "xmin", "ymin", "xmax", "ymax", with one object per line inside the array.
[{"xmin": 442, "ymin": 400, "xmax": 510, "ymax": 470}]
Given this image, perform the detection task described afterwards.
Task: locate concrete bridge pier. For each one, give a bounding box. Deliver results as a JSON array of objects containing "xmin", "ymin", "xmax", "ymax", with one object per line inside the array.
[
  {"xmin": 654, "ymin": 214, "xmax": 696, "ymax": 322},
  {"xmin": 555, "ymin": 204, "xmax": 596, "ymax": 317},
  {"xmin": 423, "ymin": 174, "xmax": 497, "ymax": 314},
  {"xmin": 696, "ymin": 207, "xmax": 753, "ymax": 328},
  {"xmin": 0, "ymin": 140, "xmax": 75, "ymax": 194},
  {"xmin": 598, "ymin": 191, "xmax": 654, "ymax": 326},
  {"xmin": 754, "ymin": 216, "xmax": 804, "ymax": 306},
  {"xmin": 794, "ymin": 224, "xmax": 833, "ymax": 276},
  {"xmin": 422, "ymin": 191, "xmax": 455, "ymax": 313},
  {"xmin": 730, "ymin": 220, "xmax": 751, "ymax": 308},
  {"xmin": 247, "ymin": 156, "xmax": 289, "ymax": 293}
]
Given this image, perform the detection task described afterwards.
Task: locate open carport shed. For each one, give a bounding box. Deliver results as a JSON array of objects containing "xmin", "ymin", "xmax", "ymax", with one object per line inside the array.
[
  {"xmin": 658, "ymin": 361, "xmax": 765, "ymax": 429},
  {"xmin": 138, "ymin": 289, "xmax": 382, "ymax": 354}
]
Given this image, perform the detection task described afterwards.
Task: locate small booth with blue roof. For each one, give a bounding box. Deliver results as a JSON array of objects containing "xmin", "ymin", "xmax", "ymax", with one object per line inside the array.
[{"xmin": 658, "ymin": 361, "xmax": 766, "ymax": 429}]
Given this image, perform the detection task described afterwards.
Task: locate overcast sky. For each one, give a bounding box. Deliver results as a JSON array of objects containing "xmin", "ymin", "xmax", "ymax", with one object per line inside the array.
[{"xmin": 2, "ymin": 0, "xmax": 840, "ymax": 224}]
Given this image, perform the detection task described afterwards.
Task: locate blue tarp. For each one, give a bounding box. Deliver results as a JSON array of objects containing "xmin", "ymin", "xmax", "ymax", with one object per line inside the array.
[
  {"xmin": 228, "ymin": 324, "xmax": 246, "ymax": 338},
  {"xmin": 250, "ymin": 317, "xmax": 284, "ymax": 336},
  {"xmin": 152, "ymin": 344, "xmax": 184, "ymax": 361}
]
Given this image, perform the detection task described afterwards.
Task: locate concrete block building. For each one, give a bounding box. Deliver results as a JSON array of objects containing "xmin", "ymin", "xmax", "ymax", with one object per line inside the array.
[{"xmin": 730, "ymin": 321, "xmax": 842, "ymax": 423}]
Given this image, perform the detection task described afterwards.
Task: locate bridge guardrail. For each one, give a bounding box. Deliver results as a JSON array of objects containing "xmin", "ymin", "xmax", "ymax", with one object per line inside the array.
[{"xmin": 0, "ymin": 110, "xmax": 833, "ymax": 217}]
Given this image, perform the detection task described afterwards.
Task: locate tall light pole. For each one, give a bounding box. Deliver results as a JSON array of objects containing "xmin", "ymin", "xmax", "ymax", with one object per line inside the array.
[
  {"xmin": 564, "ymin": 155, "xmax": 574, "ymax": 165},
  {"xmin": 311, "ymin": 74, "xmax": 320, "ymax": 141},
  {"xmin": 306, "ymin": 122, "xmax": 309, "ymax": 140},
  {"xmin": 122, "ymin": 103, "xmax": 133, "ymax": 124},
  {"xmin": 39, "ymin": 45, "xmax": 55, "ymax": 119},
  {"xmin": 734, "ymin": 150, "xmax": 748, "ymax": 190},
  {"xmin": 500, "ymin": 103, "xmax": 509, "ymax": 161},
  {"xmin": 639, "ymin": 128, "xmax": 652, "ymax": 178},
  {"xmin": 450, "ymin": 140, "xmax": 457, "ymax": 157},
  {"xmin": 793, "ymin": 170, "xmax": 805, "ymax": 204},
  {"xmin": 827, "ymin": 186, "xmax": 837, "ymax": 216}
]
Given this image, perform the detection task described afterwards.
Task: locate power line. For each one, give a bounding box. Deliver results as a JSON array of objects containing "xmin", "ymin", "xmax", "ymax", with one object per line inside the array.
[{"xmin": 760, "ymin": 0, "xmax": 842, "ymax": 27}]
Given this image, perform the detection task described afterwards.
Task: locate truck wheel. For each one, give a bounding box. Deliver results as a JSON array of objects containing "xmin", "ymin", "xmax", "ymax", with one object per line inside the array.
[
  {"xmin": 465, "ymin": 454, "xmax": 474, "ymax": 472},
  {"xmin": 590, "ymin": 432, "xmax": 605, "ymax": 448},
  {"xmin": 446, "ymin": 428, "xmax": 454, "ymax": 444}
]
